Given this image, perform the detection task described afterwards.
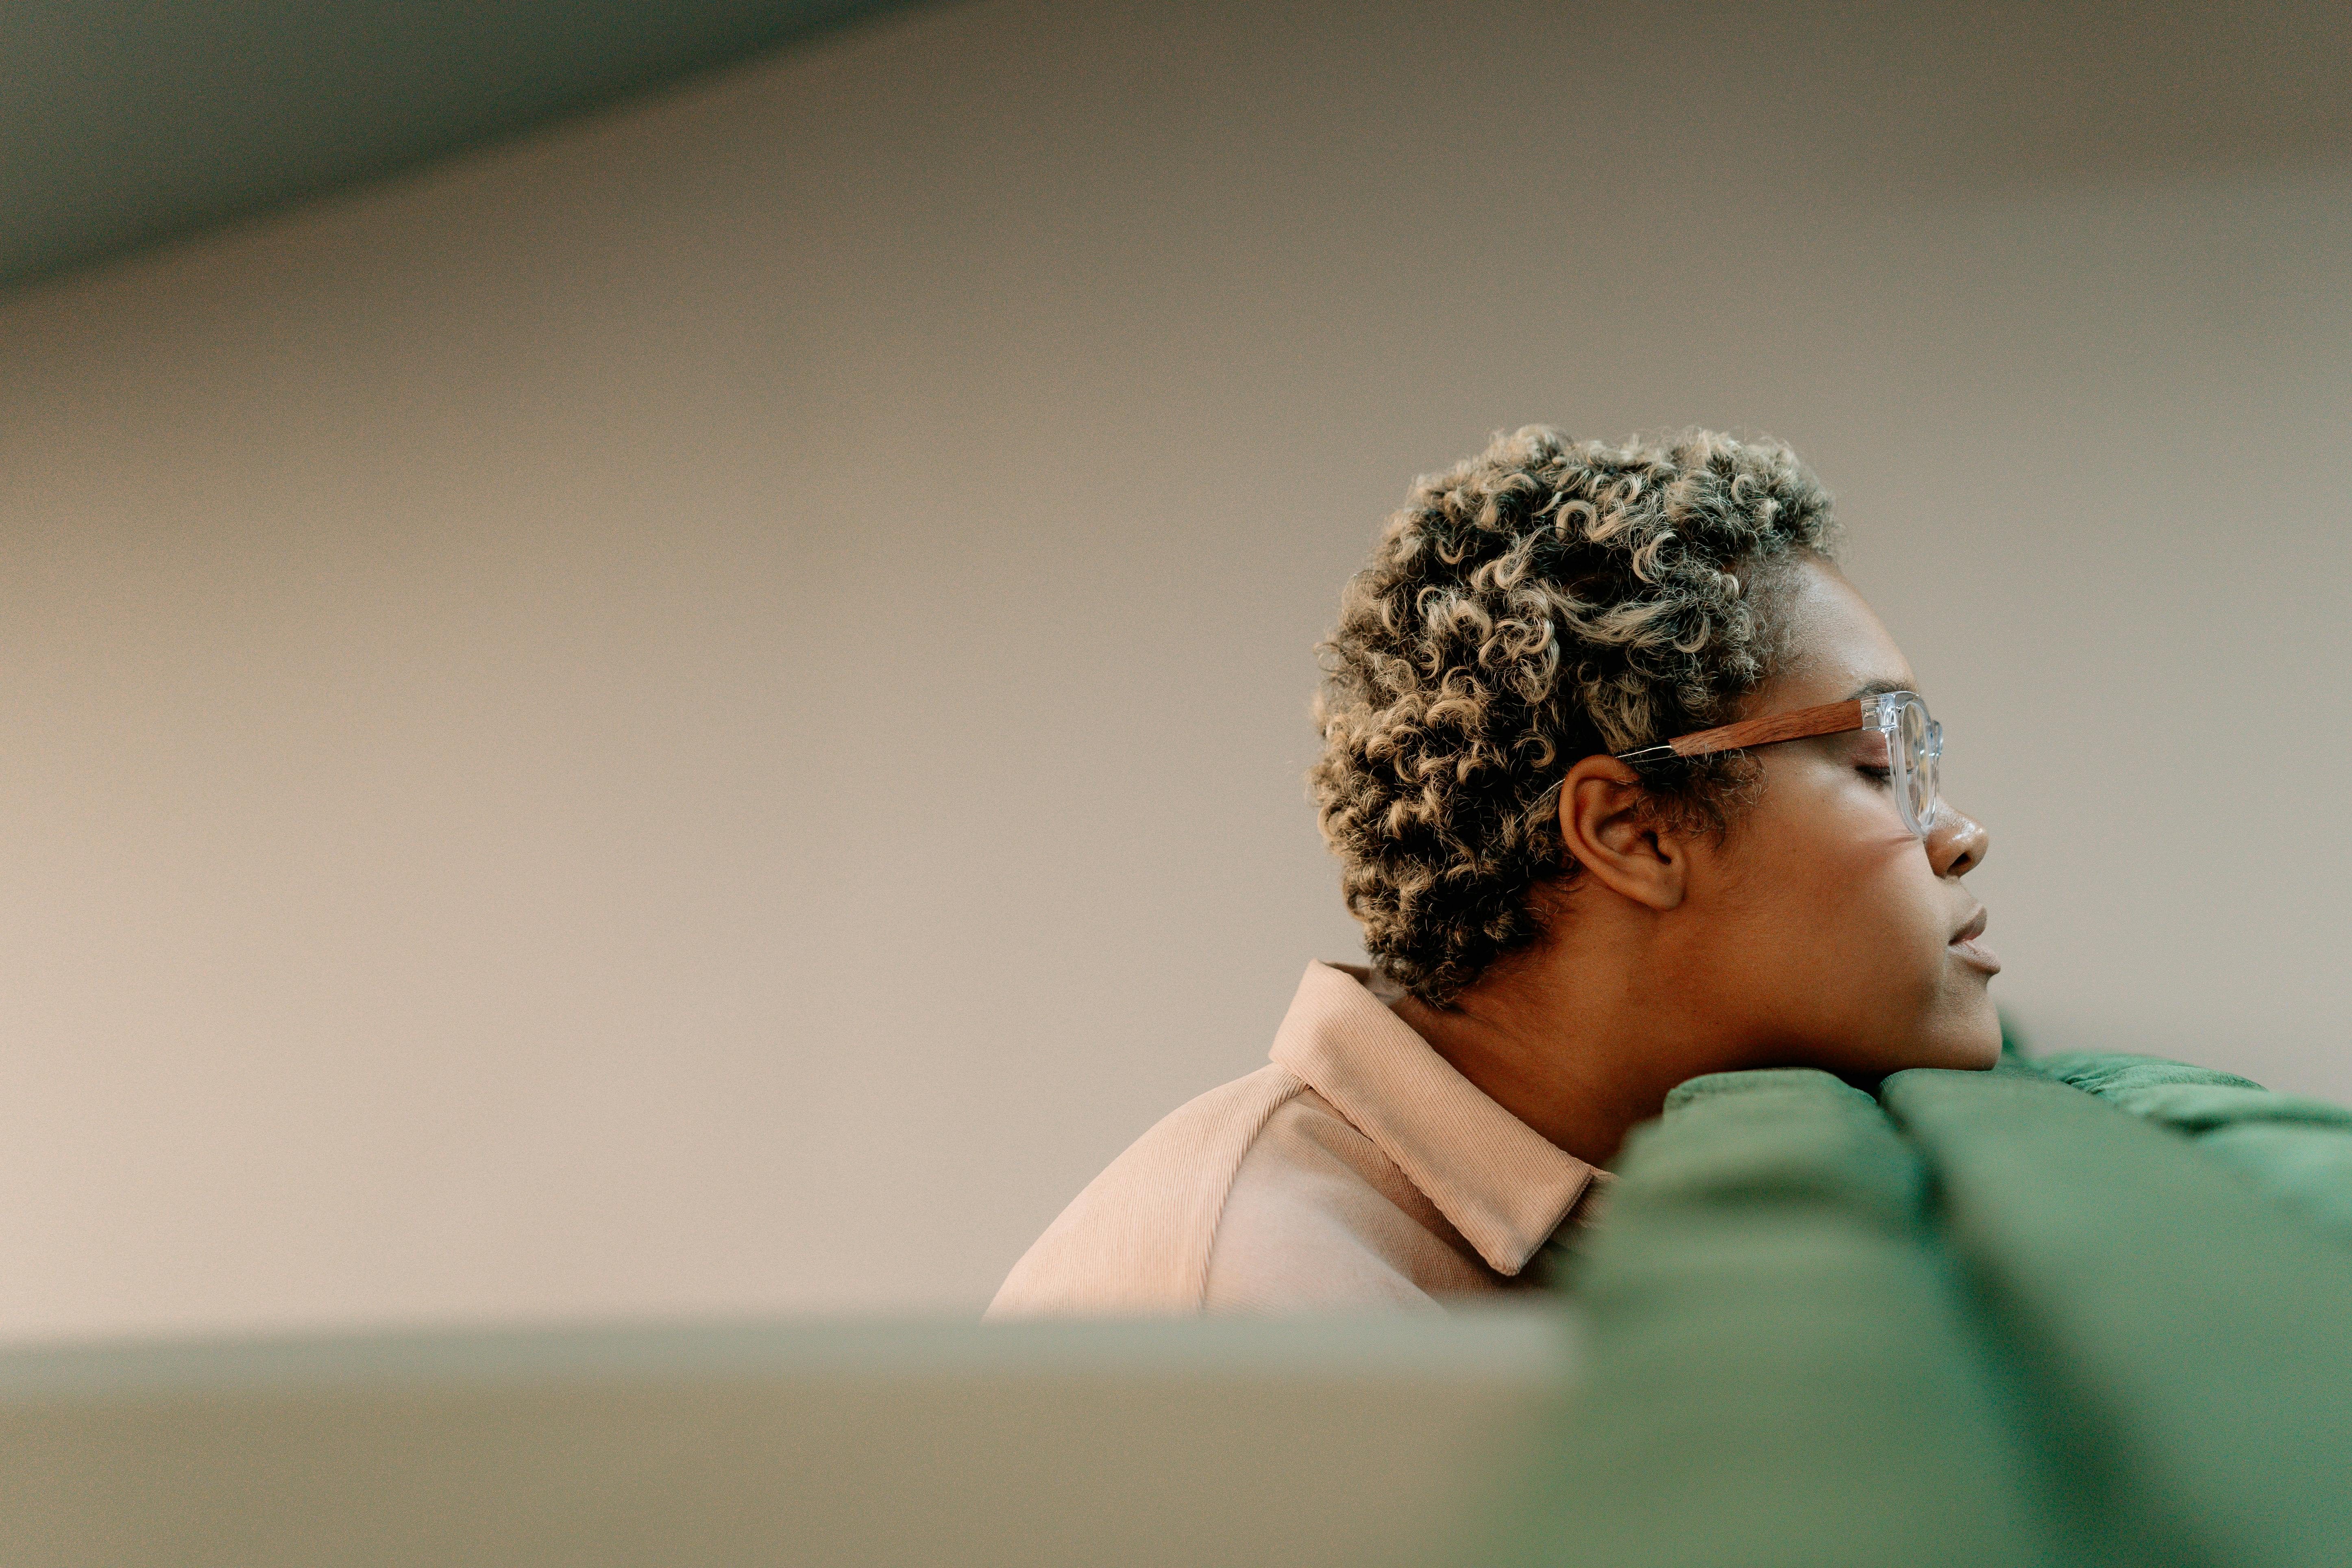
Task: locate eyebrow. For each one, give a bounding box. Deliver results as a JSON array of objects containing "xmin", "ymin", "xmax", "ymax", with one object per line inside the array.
[{"xmin": 1846, "ymin": 678, "xmax": 1916, "ymax": 700}]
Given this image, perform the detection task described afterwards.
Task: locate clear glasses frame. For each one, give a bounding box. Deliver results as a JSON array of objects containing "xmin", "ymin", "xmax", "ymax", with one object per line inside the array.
[{"xmin": 1614, "ymin": 690, "xmax": 1945, "ymax": 837}]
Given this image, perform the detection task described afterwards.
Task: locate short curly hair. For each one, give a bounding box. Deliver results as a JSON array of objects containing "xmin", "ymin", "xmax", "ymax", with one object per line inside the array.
[{"xmin": 1309, "ymin": 426, "xmax": 1838, "ymax": 1004}]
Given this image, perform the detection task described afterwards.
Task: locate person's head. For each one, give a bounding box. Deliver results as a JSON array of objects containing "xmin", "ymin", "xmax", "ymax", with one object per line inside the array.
[{"xmin": 1310, "ymin": 426, "xmax": 1997, "ymax": 1076}]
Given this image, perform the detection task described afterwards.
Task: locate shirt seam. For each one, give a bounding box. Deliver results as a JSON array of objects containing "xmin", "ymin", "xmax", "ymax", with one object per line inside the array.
[{"xmin": 1193, "ymin": 1066, "xmax": 1311, "ymax": 1309}]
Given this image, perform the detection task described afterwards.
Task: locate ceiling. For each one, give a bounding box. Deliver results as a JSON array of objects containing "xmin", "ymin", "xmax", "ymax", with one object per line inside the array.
[
  {"xmin": 0, "ymin": 0, "xmax": 930, "ymax": 288},
  {"xmin": 9, "ymin": 0, "xmax": 2350, "ymax": 293}
]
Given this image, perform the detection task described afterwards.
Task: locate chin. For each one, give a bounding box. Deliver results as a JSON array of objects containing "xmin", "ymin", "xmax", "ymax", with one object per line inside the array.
[{"xmin": 1909, "ymin": 999, "xmax": 2004, "ymax": 1071}]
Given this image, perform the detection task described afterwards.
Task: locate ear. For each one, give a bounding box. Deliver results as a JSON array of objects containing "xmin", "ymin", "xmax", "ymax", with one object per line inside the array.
[{"xmin": 1557, "ymin": 754, "xmax": 1688, "ymax": 912}]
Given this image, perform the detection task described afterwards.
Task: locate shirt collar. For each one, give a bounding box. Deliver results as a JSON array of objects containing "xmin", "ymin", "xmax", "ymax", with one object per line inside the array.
[{"xmin": 1267, "ymin": 961, "xmax": 1600, "ymax": 1276}]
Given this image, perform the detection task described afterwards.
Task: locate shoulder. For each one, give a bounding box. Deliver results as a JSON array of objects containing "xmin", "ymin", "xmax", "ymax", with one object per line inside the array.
[
  {"xmin": 986, "ymin": 1063, "xmax": 1307, "ymax": 1318},
  {"xmin": 1202, "ymin": 1089, "xmax": 1502, "ymax": 1313}
]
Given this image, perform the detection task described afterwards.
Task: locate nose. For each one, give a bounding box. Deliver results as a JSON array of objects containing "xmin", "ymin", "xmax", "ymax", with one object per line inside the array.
[{"xmin": 1928, "ymin": 800, "xmax": 1988, "ymax": 878}]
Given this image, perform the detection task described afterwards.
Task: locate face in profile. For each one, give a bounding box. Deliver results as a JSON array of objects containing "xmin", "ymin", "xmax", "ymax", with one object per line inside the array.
[{"xmin": 1681, "ymin": 553, "xmax": 1999, "ymax": 1076}]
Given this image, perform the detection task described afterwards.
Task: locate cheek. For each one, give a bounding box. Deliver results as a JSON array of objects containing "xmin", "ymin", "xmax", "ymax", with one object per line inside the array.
[
  {"xmin": 1712, "ymin": 765, "xmax": 1997, "ymax": 1066},
  {"xmin": 1814, "ymin": 844, "xmax": 2001, "ymax": 1069},
  {"xmin": 1724, "ymin": 817, "xmax": 1951, "ymax": 1036},
  {"xmin": 1836, "ymin": 852, "xmax": 1953, "ymax": 996}
]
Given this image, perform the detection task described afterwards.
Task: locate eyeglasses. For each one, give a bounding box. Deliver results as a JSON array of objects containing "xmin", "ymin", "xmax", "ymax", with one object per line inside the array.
[{"xmin": 1614, "ymin": 690, "xmax": 1945, "ymax": 838}]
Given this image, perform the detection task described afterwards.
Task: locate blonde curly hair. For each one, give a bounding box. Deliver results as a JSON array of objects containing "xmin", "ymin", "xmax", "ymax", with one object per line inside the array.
[{"xmin": 1310, "ymin": 426, "xmax": 1838, "ymax": 1004}]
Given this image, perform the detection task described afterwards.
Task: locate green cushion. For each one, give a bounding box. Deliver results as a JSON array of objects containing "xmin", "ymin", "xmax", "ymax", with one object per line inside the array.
[
  {"xmin": 1497, "ymin": 1058, "xmax": 2352, "ymax": 1566},
  {"xmin": 1495, "ymin": 1068, "xmax": 2049, "ymax": 1567},
  {"xmin": 1884, "ymin": 1067, "xmax": 2352, "ymax": 1568}
]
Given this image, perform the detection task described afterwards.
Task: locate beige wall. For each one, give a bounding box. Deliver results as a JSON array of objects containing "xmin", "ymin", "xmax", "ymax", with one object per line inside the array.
[{"xmin": 4, "ymin": 0, "xmax": 2348, "ymax": 1340}]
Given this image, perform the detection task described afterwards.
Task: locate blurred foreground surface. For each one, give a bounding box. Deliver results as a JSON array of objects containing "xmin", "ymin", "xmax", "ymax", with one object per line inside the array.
[
  {"xmin": 11, "ymin": 1056, "xmax": 2352, "ymax": 1568},
  {"xmin": 0, "ymin": 1307, "xmax": 1570, "ymax": 1568}
]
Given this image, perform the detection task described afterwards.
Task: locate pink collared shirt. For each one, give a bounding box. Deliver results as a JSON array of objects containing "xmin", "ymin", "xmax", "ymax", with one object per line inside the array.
[{"xmin": 988, "ymin": 962, "xmax": 1609, "ymax": 1316}]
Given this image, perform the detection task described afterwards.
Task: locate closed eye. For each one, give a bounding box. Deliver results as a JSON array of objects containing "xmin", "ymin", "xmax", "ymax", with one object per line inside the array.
[{"xmin": 1858, "ymin": 764, "xmax": 1893, "ymax": 785}]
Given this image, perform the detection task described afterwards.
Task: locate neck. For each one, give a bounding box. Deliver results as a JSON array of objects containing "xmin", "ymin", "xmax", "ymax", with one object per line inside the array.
[{"xmin": 1385, "ymin": 906, "xmax": 1731, "ymax": 1169}]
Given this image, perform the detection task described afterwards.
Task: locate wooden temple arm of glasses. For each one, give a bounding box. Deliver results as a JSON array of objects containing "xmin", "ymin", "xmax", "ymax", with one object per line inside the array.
[{"xmin": 1620, "ymin": 697, "xmax": 1865, "ymax": 762}]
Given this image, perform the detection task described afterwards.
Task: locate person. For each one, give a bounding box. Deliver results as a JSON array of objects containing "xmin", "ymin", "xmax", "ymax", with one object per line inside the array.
[{"xmin": 987, "ymin": 427, "xmax": 1997, "ymax": 1316}]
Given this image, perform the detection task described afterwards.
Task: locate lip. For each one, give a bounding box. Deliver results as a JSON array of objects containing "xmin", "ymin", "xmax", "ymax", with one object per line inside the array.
[{"xmin": 1948, "ymin": 908, "xmax": 2000, "ymax": 974}]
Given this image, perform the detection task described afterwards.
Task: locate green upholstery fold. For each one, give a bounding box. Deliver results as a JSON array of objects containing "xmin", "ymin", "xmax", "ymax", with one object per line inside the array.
[
  {"xmin": 1493, "ymin": 1068, "xmax": 2048, "ymax": 1567},
  {"xmin": 2035, "ymin": 1051, "xmax": 2352, "ymax": 1245},
  {"xmin": 2030, "ymin": 1052, "xmax": 2262, "ymax": 1098}
]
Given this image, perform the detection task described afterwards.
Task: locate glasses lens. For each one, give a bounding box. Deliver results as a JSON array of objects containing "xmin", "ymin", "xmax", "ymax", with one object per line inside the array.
[{"xmin": 1898, "ymin": 701, "xmax": 1938, "ymax": 833}]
